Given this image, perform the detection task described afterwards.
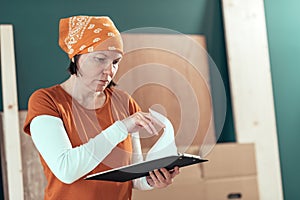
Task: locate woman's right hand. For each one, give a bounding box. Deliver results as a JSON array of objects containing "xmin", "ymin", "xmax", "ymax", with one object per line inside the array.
[{"xmin": 121, "ymin": 112, "xmax": 165, "ymax": 135}]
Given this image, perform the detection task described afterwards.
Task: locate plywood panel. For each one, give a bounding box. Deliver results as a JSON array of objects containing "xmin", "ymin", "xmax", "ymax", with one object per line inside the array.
[
  {"xmin": 115, "ymin": 34, "xmax": 215, "ymax": 156},
  {"xmin": 19, "ymin": 111, "xmax": 47, "ymax": 200}
]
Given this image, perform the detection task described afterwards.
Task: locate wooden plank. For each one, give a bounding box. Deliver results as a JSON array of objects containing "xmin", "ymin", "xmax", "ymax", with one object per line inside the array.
[
  {"xmin": 0, "ymin": 116, "xmax": 8, "ymax": 199},
  {"xmin": 0, "ymin": 25, "xmax": 24, "ymax": 200},
  {"xmin": 221, "ymin": 0, "xmax": 283, "ymax": 199}
]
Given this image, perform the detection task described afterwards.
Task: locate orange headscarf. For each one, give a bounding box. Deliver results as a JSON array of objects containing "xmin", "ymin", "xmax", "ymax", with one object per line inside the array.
[{"xmin": 59, "ymin": 15, "xmax": 123, "ymax": 59}]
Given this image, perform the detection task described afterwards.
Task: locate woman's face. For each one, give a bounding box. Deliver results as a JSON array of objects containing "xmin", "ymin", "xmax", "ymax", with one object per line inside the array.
[{"xmin": 76, "ymin": 50, "xmax": 122, "ymax": 92}]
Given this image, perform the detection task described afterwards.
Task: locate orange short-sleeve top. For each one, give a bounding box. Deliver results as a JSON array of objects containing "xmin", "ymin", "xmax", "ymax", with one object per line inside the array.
[{"xmin": 23, "ymin": 85, "xmax": 141, "ymax": 200}]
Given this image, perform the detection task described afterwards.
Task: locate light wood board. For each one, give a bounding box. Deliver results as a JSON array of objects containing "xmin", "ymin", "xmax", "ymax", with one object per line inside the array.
[
  {"xmin": 221, "ymin": 0, "xmax": 283, "ymax": 199},
  {"xmin": 0, "ymin": 25, "xmax": 24, "ymax": 200}
]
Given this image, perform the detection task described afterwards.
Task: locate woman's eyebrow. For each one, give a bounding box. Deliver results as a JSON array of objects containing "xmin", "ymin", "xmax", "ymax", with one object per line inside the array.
[{"xmin": 95, "ymin": 53, "xmax": 108, "ymax": 57}]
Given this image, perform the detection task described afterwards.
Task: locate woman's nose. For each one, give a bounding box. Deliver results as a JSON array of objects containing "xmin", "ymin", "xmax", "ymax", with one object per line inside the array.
[{"xmin": 103, "ymin": 64, "xmax": 113, "ymax": 75}]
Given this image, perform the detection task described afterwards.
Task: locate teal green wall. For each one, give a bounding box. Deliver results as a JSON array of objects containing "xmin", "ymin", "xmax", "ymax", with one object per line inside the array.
[{"xmin": 264, "ymin": 0, "xmax": 300, "ymax": 199}]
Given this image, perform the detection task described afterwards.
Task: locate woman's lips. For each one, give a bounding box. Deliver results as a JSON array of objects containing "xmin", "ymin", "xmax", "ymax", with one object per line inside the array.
[{"xmin": 97, "ymin": 80, "xmax": 109, "ymax": 85}]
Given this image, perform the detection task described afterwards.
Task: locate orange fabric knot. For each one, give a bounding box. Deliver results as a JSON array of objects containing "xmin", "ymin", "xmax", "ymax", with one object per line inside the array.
[{"xmin": 59, "ymin": 15, "xmax": 123, "ymax": 59}]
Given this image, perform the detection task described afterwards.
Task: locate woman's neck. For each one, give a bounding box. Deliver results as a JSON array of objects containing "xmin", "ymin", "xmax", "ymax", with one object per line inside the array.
[{"xmin": 60, "ymin": 76, "xmax": 107, "ymax": 109}]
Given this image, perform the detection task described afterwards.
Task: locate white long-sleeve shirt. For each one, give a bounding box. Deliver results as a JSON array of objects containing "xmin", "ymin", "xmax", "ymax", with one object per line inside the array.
[{"xmin": 30, "ymin": 115, "xmax": 152, "ymax": 190}]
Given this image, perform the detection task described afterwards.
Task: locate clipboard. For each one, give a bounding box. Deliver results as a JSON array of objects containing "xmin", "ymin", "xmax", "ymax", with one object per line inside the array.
[{"xmin": 84, "ymin": 153, "xmax": 208, "ymax": 182}]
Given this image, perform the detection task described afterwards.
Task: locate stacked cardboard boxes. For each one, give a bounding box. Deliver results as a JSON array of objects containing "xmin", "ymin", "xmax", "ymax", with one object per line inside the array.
[
  {"xmin": 132, "ymin": 143, "xmax": 259, "ymax": 200},
  {"xmin": 202, "ymin": 143, "xmax": 260, "ymax": 200},
  {"xmin": 132, "ymin": 164, "xmax": 204, "ymax": 199}
]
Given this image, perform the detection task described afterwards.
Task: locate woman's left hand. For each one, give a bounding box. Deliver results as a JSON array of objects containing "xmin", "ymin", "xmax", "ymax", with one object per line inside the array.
[{"xmin": 146, "ymin": 167, "xmax": 180, "ymax": 189}]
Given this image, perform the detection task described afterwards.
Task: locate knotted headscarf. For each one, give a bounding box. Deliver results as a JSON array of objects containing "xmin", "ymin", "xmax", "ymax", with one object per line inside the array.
[{"xmin": 59, "ymin": 15, "xmax": 123, "ymax": 59}]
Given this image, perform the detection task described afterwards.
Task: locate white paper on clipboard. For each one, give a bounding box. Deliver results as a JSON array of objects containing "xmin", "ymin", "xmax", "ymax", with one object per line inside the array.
[{"xmin": 145, "ymin": 109, "xmax": 178, "ymax": 161}]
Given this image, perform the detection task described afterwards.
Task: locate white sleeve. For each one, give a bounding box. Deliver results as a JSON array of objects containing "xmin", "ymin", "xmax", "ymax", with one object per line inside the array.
[
  {"xmin": 30, "ymin": 115, "xmax": 128, "ymax": 184},
  {"xmin": 131, "ymin": 132, "xmax": 153, "ymax": 190}
]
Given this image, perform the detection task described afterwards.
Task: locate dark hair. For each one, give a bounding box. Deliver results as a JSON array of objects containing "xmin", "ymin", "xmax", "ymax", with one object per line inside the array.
[{"xmin": 67, "ymin": 55, "xmax": 117, "ymax": 88}]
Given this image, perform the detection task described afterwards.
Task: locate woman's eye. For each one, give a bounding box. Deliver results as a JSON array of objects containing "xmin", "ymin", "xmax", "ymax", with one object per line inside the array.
[
  {"xmin": 95, "ymin": 57, "xmax": 105, "ymax": 62},
  {"xmin": 112, "ymin": 59, "xmax": 120, "ymax": 65}
]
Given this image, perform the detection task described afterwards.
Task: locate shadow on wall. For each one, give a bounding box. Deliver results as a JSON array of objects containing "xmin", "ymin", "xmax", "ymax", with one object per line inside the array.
[{"xmin": 202, "ymin": 0, "xmax": 235, "ymax": 142}]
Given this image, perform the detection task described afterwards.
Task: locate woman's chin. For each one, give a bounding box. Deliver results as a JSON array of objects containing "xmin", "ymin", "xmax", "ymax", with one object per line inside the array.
[{"xmin": 95, "ymin": 85, "xmax": 106, "ymax": 92}]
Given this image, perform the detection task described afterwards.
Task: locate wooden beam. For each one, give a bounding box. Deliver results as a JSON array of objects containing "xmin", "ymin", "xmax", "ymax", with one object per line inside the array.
[
  {"xmin": 0, "ymin": 25, "xmax": 24, "ymax": 200},
  {"xmin": 221, "ymin": 0, "xmax": 283, "ymax": 199}
]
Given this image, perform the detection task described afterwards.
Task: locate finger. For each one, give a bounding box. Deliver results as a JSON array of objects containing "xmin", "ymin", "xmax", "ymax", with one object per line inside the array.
[
  {"xmin": 148, "ymin": 114, "xmax": 166, "ymax": 128},
  {"xmin": 146, "ymin": 176, "xmax": 154, "ymax": 187},
  {"xmin": 159, "ymin": 168, "xmax": 172, "ymax": 180},
  {"xmin": 170, "ymin": 167, "xmax": 180, "ymax": 178},
  {"xmin": 142, "ymin": 112, "xmax": 165, "ymax": 129},
  {"xmin": 136, "ymin": 119, "xmax": 156, "ymax": 135},
  {"xmin": 147, "ymin": 122, "xmax": 159, "ymax": 135},
  {"xmin": 153, "ymin": 169, "xmax": 167, "ymax": 184},
  {"xmin": 137, "ymin": 112, "xmax": 151, "ymax": 122},
  {"xmin": 149, "ymin": 171, "xmax": 159, "ymax": 185},
  {"xmin": 142, "ymin": 114, "xmax": 164, "ymax": 134},
  {"xmin": 136, "ymin": 113, "xmax": 159, "ymax": 135}
]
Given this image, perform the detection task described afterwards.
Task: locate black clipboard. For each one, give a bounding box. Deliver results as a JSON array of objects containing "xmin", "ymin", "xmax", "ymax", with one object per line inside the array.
[{"xmin": 84, "ymin": 153, "xmax": 208, "ymax": 182}]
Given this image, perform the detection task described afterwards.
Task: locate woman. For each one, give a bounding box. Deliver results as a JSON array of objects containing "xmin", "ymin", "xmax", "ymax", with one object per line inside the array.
[{"xmin": 23, "ymin": 15, "xmax": 179, "ymax": 200}]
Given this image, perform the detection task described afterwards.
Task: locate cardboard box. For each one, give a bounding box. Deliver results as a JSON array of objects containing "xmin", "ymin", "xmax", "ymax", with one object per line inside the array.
[
  {"xmin": 132, "ymin": 164, "xmax": 203, "ymax": 200},
  {"xmin": 174, "ymin": 164, "xmax": 202, "ymax": 183},
  {"xmin": 203, "ymin": 176, "xmax": 259, "ymax": 200},
  {"xmin": 202, "ymin": 143, "xmax": 257, "ymax": 179},
  {"xmin": 133, "ymin": 182, "xmax": 204, "ymax": 200}
]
